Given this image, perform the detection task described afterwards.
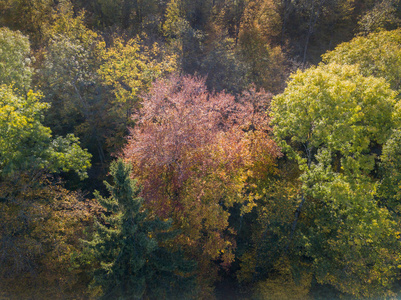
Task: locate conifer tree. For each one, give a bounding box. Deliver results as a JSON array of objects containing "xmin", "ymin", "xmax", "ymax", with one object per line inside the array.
[{"xmin": 88, "ymin": 159, "xmax": 196, "ymax": 300}]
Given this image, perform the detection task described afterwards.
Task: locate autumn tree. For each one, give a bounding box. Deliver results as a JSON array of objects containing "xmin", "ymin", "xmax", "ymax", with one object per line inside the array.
[
  {"xmin": 0, "ymin": 0, "xmax": 54, "ymax": 45},
  {"xmin": 87, "ymin": 159, "xmax": 197, "ymax": 299},
  {"xmin": 270, "ymin": 63, "xmax": 401, "ymax": 298},
  {"xmin": 358, "ymin": 0, "xmax": 401, "ymax": 34},
  {"xmin": 123, "ymin": 75, "xmax": 280, "ymax": 294},
  {"xmin": 97, "ymin": 35, "xmax": 176, "ymax": 150},
  {"xmin": 0, "ymin": 171, "xmax": 100, "ymax": 299},
  {"xmin": 238, "ymin": 0, "xmax": 288, "ymax": 93},
  {"xmin": 162, "ymin": 0, "xmax": 205, "ymax": 73}
]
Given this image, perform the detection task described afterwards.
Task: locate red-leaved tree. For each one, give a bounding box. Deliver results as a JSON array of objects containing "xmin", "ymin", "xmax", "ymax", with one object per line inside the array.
[{"xmin": 123, "ymin": 75, "xmax": 280, "ymax": 292}]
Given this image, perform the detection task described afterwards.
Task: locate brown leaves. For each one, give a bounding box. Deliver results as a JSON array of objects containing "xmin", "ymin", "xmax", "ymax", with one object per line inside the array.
[{"xmin": 0, "ymin": 174, "xmax": 100, "ymax": 299}]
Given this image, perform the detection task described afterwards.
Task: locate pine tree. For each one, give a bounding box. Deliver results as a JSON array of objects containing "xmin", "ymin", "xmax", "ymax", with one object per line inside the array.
[{"xmin": 88, "ymin": 159, "xmax": 197, "ymax": 300}]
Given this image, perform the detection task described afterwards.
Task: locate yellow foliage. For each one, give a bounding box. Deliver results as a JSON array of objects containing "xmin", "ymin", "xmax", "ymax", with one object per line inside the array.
[
  {"xmin": 45, "ymin": 0, "xmax": 99, "ymax": 46},
  {"xmin": 98, "ymin": 36, "xmax": 177, "ymax": 105}
]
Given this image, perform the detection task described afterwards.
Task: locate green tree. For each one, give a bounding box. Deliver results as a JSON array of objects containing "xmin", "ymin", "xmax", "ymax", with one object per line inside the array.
[
  {"xmin": 88, "ymin": 159, "xmax": 197, "ymax": 299},
  {"xmin": 82, "ymin": 0, "xmax": 160, "ymax": 32},
  {"xmin": 97, "ymin": 35, "xmax": 176, "ymax": 150},
  {"xmin": 162, "ymin": 0, "xmax": 204, "ymax": 73},
  {"xmin": 96, "ymin": 0, "xmax": 124, "ymax": 27},
  {"xmin": 200, "ymin": 36, "xmax": 247, "ymax": 93},
  {"xmin": 0, "ymin": 85, "xmax": 91, "ymax": 178},
  {"xmin": 0, "ymin": 27, "xmax": 32, "ymax": 92},
  {"xmin": 39, "ymin": 1, "xmax": 111, "ymax": 165},
  {"xmin": 378, "ymin": 129, "xmax": 401, "ymax": 215},
  {"xmin": 270, "ymin": 63, "xmax": 401, "ymax": 298},
  {"xmin": 238, "ymin": 13, "xmax": 288, "ymax": 93},
  {"xmin": 265, "ymin": 0, "xmax": 356, "ymax": 64},
  {"xmin": 41, "ymin": 1, "xmax": 176, "ymax": 160},
  {"xmin": 322, "ymin": 28, "xmax": 401, "ymax": 93}
]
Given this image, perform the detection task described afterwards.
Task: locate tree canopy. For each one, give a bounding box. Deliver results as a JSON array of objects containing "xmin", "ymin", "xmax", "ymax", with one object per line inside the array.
[
  {"xmin": 1, "ymin": 0, "xmax": 401, "ymax": 298},
  {"xmin": 0, "ymin": 27, "xmax": 32, "ymax": 92},
  {"xmin": 0, "ymin": 85, "xmax": 91, "ymax": 178},
  {"xmin": 271, "ymin": 62, "xmax": 401, "ymax": 298}
]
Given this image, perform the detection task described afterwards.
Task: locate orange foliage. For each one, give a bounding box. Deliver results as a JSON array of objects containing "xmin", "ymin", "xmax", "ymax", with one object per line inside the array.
[{"xmin": 123, "ymin": 75, "xmax": 281, "ymax": 291}]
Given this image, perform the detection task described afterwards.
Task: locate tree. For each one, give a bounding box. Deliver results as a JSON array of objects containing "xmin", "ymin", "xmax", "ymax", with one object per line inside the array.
[
  {"xmin": 378, "ymin": 129, "xmax": 401, "ymax": 215},
  {"xmin": 0, "ymin": 27, "xmax": 32, "ymax": 92},
  {"xmin": 200, "ymin": 36, "xmax": 248, "ymax": 94},
  {"xmin": 0, "ymin": 0, "xmax": 54, "ymax": 45},
  {"xmin": 286, "ymin": 0, "xmax": 356, "ymax": 65},
  {"xmin": 95, "ymin": 0, "xmax": 124, "ymax": 27},
  {"xmin": 87, "ymin": 159, "xmax": 196, "ymax": 299},
  {"xmin": 265, "ymin": 0, "xmax": 356, "ymax": 64},
  {"xmin": 97, "ymin": 35, "xmax": 176, "ymax": 150},
  {"xmin": 99, "ymin": 36, "xmax": 177, "ymax": 105},
  {"xmin": 240, "ymin": 0, "xmax": 282, "ymax": 43},
  {"xmin": 252, "ymin": 257, "xmax": 312, "ymax": 300},
  {"xmin": 40, "ymin": 1, "xmax": 177, "ymax": 161},
  {"xmin": 39, "ymin": 1, "xmax": 110, "ymax": 164},
  {"xmin": 0, "ymin": 84, "xmax": 91, "ymax": 178},
  {"xmin": 323, "ymin": 30, "xmax": 401, "ymax": 221},
  {"xmin": 123, "ymin": 75, "xmax": 280, "ymax": 293},
  {"xmin": 358, "ymin": 0, "xmax": 400, "ymax": 34},
  {"xmin": 270, "ymin": 63, "xmax": 401, "ymax": 298},
  {"xmin": 236, "ymin": 165, "xmax": 304, "ymax": 296},
  {"xmin": 238, "ymin": 1, "xmax": 288, "ymax": 94},
  {"xmin": 0, "ymin": 174, "xmax": 100, "ymax": 299},
  {"xmin": 80, "ymin": 0, "xmax": 161, "ymax": 32},
  {"xmin": 217, "ymin": 0, "xmax": 247, "ymax": 45},
  {"xmin": 162, "ymin": 0, "xmax": 204, "ymax": 73},
  {"xmin": 322, "ymin": 28, "xmax": 401, "ymax": 93}
]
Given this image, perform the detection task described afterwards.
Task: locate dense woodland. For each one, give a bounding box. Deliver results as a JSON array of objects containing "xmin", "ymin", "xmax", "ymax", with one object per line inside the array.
[{"xmin": 1, "ymin": 0, "xmax": 401, "ymax": 299}]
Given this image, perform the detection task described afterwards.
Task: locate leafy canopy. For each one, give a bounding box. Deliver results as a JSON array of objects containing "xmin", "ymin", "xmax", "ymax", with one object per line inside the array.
[
  {"xmin": 124, "ymin": 75, "xmax": 281, "ymax": 293},
  {"xmin": 322, "ymin": 29, "xmax": 401, "ymax": 93},
  {"xmin": 272, "ymin": 63, "xmax": 397, "ymax": 167},
  {"xmin": 0, "ymin": 27, "xmax": 32, "ymax": 92},
  {"xmin": 270, "ymin": 62, "xmax": 401, "ymax": 298},
  {"xmin": 0, "ymin": 85, "xmax": 91, "ymax": 178}
]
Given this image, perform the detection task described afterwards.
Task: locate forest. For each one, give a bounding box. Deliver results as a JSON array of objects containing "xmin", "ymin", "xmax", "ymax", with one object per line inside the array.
[{"xmin": 1, "ymin": 0, "xmax": 401, "ymax": 299}]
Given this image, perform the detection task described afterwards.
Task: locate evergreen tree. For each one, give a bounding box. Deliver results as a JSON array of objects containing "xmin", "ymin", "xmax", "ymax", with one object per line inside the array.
[{"xmin": 88, "ymin": 159, "xmax": 197, "ymax": 300}]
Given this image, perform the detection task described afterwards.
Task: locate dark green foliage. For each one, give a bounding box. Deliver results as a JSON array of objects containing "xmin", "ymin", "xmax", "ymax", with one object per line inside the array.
[{"xmin": 88, "ymin": 159, "xmax": 197, "ymax": 299}]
